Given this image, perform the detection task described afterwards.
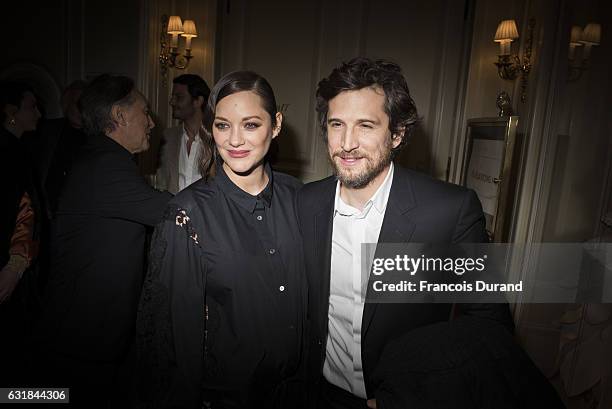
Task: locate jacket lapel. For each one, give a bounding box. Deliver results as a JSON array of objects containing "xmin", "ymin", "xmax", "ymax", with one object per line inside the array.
[
  {"xmin": 314, "ymin": 180, "xmax": 336, "ymax": 335},
  {"xmin": 362, "ymin": 166, "xmax": 417, "ymax": 337}
]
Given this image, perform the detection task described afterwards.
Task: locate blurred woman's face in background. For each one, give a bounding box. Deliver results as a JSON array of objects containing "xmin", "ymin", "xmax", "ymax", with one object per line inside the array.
[{"xmin": 14, "ymin": 91, "xmax": 41, "ymax": 132}]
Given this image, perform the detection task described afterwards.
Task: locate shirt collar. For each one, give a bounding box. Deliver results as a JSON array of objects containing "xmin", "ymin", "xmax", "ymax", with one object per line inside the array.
[
  {"xmin": 215, "ymin": 161, "xmax": 274, "ymax": 213},
  {"xmin": 181, "ymin": 124, "xmax": 201, "ymax": 142},
  {"xmin": 333, "ymin": 162, "xmax": 394, "ymax": 218}
]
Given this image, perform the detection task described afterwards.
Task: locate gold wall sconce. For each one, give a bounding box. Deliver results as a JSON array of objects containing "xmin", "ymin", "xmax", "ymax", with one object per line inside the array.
[
  {"xmin": 493, "ymin": 18, "xmax": 535, "ymax": 103},
  {"xmin": 568, "ymin": 23, "xmax": 602, "ymax": 82},
  {"xmin": 159, "ymin": 15, "xmax": 198, "ymax": 85}
]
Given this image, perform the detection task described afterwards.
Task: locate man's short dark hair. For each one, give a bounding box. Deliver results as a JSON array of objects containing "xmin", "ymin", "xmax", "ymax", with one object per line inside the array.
[
  {"xmin": 173, "ymin": 74, "xmax": 211, "ymax": 111},
  {"xmin": 79, "ymin": 74, "xmax": 136, "ymax": 136},
  {"xmin": 316, "ymin": 57, "xmax": 419, "ymax": 158}
]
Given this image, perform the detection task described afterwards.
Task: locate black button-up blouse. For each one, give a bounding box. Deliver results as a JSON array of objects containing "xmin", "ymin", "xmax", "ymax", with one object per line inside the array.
[{"xmin": 137, "ymin": 162, "xmax": 306, "ymax": 408}]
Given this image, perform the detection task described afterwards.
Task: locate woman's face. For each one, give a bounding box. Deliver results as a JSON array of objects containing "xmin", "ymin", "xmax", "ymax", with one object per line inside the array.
[
  {"xmin": 14, "ymin": 91, "xmax": 41, "ymax": 132},
  {"xmin": 212, "ymin": 90, "xmax": 281, "ymax": 177}
]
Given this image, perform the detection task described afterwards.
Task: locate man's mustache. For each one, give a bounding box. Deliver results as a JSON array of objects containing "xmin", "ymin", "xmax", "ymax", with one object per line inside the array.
[{"xmin": 333, "ymin": 151, "xmax": 367, "ymax": 160}]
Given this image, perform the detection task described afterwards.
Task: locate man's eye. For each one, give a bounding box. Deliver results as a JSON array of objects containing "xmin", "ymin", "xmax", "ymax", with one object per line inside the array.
[
  {"xmin": 360, "ymin": 123, "xmax": 373, "ymax": 129},
  {"xmin": 329, "ymin": 121, "xmax": 342, "ymax": 128}
]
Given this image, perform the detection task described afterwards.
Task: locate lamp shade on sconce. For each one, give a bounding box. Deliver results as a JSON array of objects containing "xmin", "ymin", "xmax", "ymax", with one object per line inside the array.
[
  {"xmin": 579, "ymin": 23, "xmax": 601, "ymax": 60},
  {"xmin": 570, "ymin": 26, "xmax": 584, "ymax": 46},
  {"xmin": 567, "ymin": 22, "xmax": 602, "ymax": 78},
  {"xmin": 580, "ymin": 23, "xmax": 601, "ymax": 45},
  {"xmin": 182, "ymin": 20, "xmax": 197, "ymax": 37},
  {"xmin": 159, "ymin": 13, "xmax": 196, "ymax": 79},
  {"xmin": 181, "ymin": 20, "xmax": 197, "ymax": 50},
  {"xmin": 167, "ymin": 15, "xmax": 184, "ymax": 34},
  {"xmin": 492, "ymin": 16, "xmax": 534, "ymax": 99},
  {"xmin": 568, "ymin": 26, "xmax": 584, "ymax": 60},
  {"xmin": 494, "ymin": 20, "xmax": 519, "ymax": 42},
  {"xmin": 494, "ymin": 20, "xmax": 519, "ymax": 56}
]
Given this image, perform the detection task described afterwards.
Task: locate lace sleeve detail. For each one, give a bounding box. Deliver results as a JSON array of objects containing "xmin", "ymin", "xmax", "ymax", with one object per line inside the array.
[{"xmin": 136, "ymin": 206, "xmax": 202, "ymax": 408}]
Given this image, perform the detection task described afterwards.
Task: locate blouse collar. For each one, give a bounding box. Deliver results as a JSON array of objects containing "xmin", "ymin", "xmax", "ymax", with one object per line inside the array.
[{"xmin": 215, "ymin": 161, "xmax": 274, "ymax": 213}]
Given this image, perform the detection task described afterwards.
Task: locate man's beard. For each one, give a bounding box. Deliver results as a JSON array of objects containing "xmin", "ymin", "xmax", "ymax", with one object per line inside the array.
[{"xmin": 329, "ymin": 141, "xmax": 393, "ymax": 189}]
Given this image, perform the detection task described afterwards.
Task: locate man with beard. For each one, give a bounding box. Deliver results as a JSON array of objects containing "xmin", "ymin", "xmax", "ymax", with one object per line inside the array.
[
  {"xmin": 156, "ymin": 74, "xmax": 211, "ymax": 193},
  {"xmin": 296, "ymin": 58, "xmax": 516, "ymax": 409}
]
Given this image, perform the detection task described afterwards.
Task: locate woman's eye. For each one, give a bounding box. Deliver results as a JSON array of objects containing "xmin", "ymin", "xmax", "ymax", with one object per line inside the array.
[
  {"xmin": 214, "ymin": 122, "xmax": 229, "ymax": 130},
  {"xmin": 244, "ymin": 122, "xmax": 260, "ymax": 130}
]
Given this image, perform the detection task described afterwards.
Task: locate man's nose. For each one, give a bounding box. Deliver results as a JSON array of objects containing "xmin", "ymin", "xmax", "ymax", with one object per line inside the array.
[{"xmin": 341, "ymin": 127, "xmax": 359, "ymax": 152}]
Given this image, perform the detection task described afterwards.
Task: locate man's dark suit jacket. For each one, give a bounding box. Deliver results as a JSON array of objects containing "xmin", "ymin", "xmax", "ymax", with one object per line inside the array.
[
  {"xmin": 36, "ymin": 133, "xmax": 172, "ymax": 363},
  {"xmin": 296, "ymin": 164, "xmax": 514, "ymax": 403}
]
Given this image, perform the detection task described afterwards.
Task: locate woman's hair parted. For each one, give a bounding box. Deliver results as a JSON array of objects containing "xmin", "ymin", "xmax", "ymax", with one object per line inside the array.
[
  {"xmin": 199, "ymin": 70, "xmax": 279, "ymax": 180},
  {"xmin": 316, "ymin": 57, "xmax": 419, "ymax": 158}
]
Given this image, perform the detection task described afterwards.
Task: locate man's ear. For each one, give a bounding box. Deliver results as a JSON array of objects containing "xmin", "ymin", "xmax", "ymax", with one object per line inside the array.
[
  {"xmin": 391, "ymin": 126, "xmax": 406, "ymax": 148},
  {"xmin": 272, "ymin": 112, "xmax": 283, "ymax": 139},
  {"xmin": 110, "ymin": 104, "xmax": 127, "ymax": 128},
  {"xmin": 194, "ymin": 95, "xmax": 205, "ymax": 110}
]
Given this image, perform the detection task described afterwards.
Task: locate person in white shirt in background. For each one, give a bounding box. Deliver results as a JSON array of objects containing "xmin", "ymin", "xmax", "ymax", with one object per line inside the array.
[{"xmin": 156, "ymin": 74, "xmax": 211, "ymax": 194}]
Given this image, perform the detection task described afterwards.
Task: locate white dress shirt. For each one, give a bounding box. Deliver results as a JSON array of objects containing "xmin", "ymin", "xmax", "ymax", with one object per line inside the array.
[
  {"xmin": 323, "ymin": 163, "xmax": 394, "ymax": 398},
  {"xmin": 178, "ymin": 125, "xmax": 202, "ymax": 191}
]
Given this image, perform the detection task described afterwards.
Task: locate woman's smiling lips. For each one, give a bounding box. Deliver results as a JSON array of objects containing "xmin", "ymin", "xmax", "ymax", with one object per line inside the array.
[{"xmin": 228, "ymin": 149, "xmax": 250, "ymax": 158}]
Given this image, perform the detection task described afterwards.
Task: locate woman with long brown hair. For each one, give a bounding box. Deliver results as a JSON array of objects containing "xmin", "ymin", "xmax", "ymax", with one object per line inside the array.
[{"xmin": 138, "ymin": 71, "xmax": 305, "ymax": 409}]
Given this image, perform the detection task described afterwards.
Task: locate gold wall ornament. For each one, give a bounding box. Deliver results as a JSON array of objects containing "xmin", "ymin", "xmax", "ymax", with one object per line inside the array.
[
  {"xmin": 159, "ymin": 15, "xmax": 198, "ymax": 86},
  {"xmin": 493, "ymin": 18, "xmax": 535, "ymax": 103},
  {"xmin": 496, "ymin": 91, "xmax": 513, "ymax": 117}
]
